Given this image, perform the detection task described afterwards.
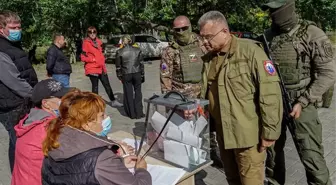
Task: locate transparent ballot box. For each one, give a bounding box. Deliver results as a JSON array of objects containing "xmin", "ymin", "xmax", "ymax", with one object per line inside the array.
[{"xmin": 141, "ymin": 91, "xmax": 211, "ymax": 172}]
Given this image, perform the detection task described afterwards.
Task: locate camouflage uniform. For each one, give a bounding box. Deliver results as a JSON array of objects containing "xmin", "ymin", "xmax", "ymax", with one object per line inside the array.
[
  {"xmin": 160, "ymin": 34, "xmax": 203, "ymax": 99},
  {"xmin": 264, "ymin": 18, "xmax": 336, "ymax": 185}
]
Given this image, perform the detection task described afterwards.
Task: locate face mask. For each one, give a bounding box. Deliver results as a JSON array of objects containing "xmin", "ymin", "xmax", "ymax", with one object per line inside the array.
[
  {"xmin": 174, "ymin": 27, "xmax": 192, "ymax": 46},
  {"xmin": 97, "ymin": 116, "xmax": 112, "ymax": 137},
  {"xmin": 271, "ymin": 2, "xmax": 298, "ymax": 33},
  {"xmin": 53, "ymin": 109, "xmax": 60, "ymax": 117},
  {"xmin": 7, "ymin": 29, "xmax": 22, "ymax": 42}
]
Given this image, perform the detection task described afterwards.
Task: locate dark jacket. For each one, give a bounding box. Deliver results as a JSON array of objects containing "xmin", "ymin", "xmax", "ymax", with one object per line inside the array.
[
  {"xmin": 115, "ymin": 45, "xmax": 144, "ymax": 79},
  {"xmin": 42, "ymin": 126, "xmax": 152, "ymax": 185},
  {"xmin": 0, "ymin": 36, "xmax": 38, "ymax": 114},
  {"xmin": 46, "ymin": 44, "xmax": 72, "ymax": 75}
]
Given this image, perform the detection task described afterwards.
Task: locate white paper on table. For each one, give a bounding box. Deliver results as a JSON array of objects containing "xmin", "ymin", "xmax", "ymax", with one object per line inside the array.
[
  {"xmin": 166, "ymin": 126, "xmax": 202, "ymax": 148},
  {"xmin": 129, "ymin": 164, "xmax": 186, "ymax": 185},
  {"xmin": 121, "ymin": 138, "xmax": 144, "ymax": 151},
  {"xmin": 163, "ymin": 140, "xmax": 189, "ymax": 168},
  {"xmin": 151, "ymin": 111, "xmax": 178, "ymax": 134},
  {"xmin": 193, "ymin": 116, "xmax": 208, "ymax": 136}
]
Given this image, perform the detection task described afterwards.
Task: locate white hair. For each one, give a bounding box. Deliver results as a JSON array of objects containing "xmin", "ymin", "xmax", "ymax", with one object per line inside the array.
[{"xmin": 198, "ymin": 11, "xmax": 228, "ymax": 29}]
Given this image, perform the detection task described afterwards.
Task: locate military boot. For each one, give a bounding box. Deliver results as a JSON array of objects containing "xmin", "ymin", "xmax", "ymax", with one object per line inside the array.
[
  {"xmin": 210, "ymin": 148, "xmax": 223, "ymax": 168},
  {"xmin": 209, "ymin": 132, "xmax": 223, "ymax": 168}
]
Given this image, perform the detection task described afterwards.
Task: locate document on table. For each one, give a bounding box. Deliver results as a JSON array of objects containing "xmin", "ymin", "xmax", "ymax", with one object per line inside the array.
[{"xmin": 129, "ymin": 164, "xmax": 186, "ymax": 185}]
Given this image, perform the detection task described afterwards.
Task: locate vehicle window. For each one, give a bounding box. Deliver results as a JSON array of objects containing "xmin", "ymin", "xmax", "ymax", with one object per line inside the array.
[
  {"xmin": 107, "ymin": 37, "xmax": 121, "ymax": 44},
  {"xmin": 135, "ymin": 36, "xmax": 147, "ymax": 42},
  {"xmin": 232, "ymin": 33, "xmax": 241, "ymax": 37},
  {"xmin": 146, "ymin": 36, "xmax": 158, "ymax": 43},
  {"xmin": 243, "ymin": 33, "xmax": 251, "ymax": 38}
]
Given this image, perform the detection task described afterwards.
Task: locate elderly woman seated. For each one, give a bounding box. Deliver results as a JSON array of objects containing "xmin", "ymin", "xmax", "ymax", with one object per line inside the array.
[{"xmin": 41, "ymin": 91, "xmax": 151, "ymax": 185}]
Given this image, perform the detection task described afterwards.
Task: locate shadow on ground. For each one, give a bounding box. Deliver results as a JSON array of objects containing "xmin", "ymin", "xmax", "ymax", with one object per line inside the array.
[
  {"xmin": 195, "ymin": 170, "xmax": 208, "ymax": 185},
  {"xmin": 104, "ymin": 92, "xmax": 130, "ymax": 118},
  {"xmin": 133, "ymin": 121, "xmax": 146, "ymax": 137}
]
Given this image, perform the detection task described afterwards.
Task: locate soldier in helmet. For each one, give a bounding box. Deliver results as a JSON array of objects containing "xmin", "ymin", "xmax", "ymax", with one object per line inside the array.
[
  {"xmin": 262, "ymin": 0, "xmax": 336, "ymax": 184},
  {"xmin": 160, "ymin": 15, "xmax": 222, "ymax": 168}
]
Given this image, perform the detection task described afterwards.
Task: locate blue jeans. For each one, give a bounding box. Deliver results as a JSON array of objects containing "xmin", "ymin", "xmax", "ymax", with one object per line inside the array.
[{"xmin": 52, "ymin": 74, "xmax": 70, "ymax": 87}]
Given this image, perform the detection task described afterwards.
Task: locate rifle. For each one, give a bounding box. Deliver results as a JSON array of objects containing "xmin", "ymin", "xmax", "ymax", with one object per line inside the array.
[{"xmin": 260, "ymin": 34, "xmax": 296, "ymax": 136}]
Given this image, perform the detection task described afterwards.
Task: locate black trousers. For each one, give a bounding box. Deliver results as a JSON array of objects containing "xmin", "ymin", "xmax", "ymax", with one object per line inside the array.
[
  {"xmin": 122, "ymin": 72, "xmax": 143, "ymax": 119},
  {"xmin": 0, "ymin": 103, "xmax": 30, "ymax": 173},
  {"xmin": 89, "ymin": 73, "xmax": 116, "ymax": 101}
]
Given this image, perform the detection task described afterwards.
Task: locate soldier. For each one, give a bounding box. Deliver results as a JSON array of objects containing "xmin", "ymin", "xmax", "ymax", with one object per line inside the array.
[
  {"xmin": 198, "ymin": 11, "xmax": 283, "ymax": 185},
  {"xmin": 160, "ymin": 15, "xmax": 222, "ymax": 168},
  {"xmin": 262, "ymin": 0, "xmax": 336, "ymax": 185}
]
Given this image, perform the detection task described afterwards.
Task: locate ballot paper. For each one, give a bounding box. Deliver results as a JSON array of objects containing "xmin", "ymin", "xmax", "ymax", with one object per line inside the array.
[
  {"xmin": 129, "ymin": 164, "xmax": 186, "ymax": 185},
  {"xmin": 168, "ymin": 110, "xmax": 208, "ymax": 136},
  {"xmin": 151, "ymin": 111, "xmax": 178, "ymax": 134},
  {"xmin": 193, "ymin": 116, "xmax": 208, "ymax": 136},
  {"xmin": 163, "ymin": 140, "xmax": 207, "ymax": 168},
  {"xmin": 165, "ymin": 126, "xmax": 202, "ymax": 148},
  {"xmin": 163, "ymin": 140, "xmax": 190, "ymax": 168}
]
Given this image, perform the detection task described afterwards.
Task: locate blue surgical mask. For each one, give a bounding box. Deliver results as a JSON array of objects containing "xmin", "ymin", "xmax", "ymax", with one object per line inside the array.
[
  {"xmin": 7, "ymin": 29, "xmax": 22, "ymax": 42},
  {"xmin": 53, "ymin": 109, "xmax": 60, "ymax": 117},
  {"xmin": 97, "ymin": 116, "xmax": 112, "ymax": 137}
]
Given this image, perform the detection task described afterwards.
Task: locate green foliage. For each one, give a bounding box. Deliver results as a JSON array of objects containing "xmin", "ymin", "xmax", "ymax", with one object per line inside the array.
[
  {"xmin": 35, "ymin": 46, "xmax": 49, "ymax": 64},
  {"xmin": 0, "ymin": 0, "xmax": 334, "ymax": 47}
]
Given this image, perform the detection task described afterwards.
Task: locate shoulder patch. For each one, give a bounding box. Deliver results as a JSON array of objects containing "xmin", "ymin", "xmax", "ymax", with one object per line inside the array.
[
  {"xmin": 263, "ymin": 60, "xmax": 276, "ymax": 76},
  {"xmin": 161, "ymin": 62, "xmax": 168, "ymax": 70},
  {"xmin": 322, "ymin": 40, "xmax": 333, "ymax": 58}
]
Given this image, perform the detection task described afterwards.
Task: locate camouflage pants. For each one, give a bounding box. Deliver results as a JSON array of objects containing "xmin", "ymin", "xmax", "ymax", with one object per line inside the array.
[{"xmin": 266, "ymin": 104, "xmax": 331, "ymax": 185}]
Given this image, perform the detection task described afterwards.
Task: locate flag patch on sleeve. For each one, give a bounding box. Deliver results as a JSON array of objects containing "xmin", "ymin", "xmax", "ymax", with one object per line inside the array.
[{"xmin": 263, "ymin": 60, "xmax": 276, "ymax": 76}]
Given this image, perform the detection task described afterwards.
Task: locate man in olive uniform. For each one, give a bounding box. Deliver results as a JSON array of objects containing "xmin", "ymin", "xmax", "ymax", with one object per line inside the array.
[
  {"xmin": 198, "ymin": 11, "xmax": 283, "ymax": 185},
  {"xmin": 160, "ymin": 15, "xmax": 223, "ymax": 168},
  {"xmin": 262, "ymin": 0, "xmax": 336, "ymax": 185}
]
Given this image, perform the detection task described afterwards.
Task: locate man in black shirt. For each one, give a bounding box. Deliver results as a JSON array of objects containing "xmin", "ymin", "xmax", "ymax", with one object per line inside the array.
[{"xmin": 46, "ymin": 33, "xmax": 72, "ymax": 87}]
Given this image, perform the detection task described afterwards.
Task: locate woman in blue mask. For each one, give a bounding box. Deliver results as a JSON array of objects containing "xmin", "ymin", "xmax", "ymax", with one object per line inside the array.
[
  {"xmin": 41, "ymin": 91, "xmax": 151, "ymax": 185},
  {"xmin": 11, "ymin": 79, "xmax": 71, "ymax": 185}
]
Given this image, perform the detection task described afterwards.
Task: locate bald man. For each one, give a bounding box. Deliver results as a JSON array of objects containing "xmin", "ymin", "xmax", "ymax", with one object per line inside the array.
[{"xmin": 160, "ymin": 15, "xmax": 222, "ymax": 168}]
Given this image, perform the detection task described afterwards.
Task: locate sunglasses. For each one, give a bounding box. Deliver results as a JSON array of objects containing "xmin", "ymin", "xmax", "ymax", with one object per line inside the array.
[
  {"xmin": 88, "ymin": 30, "xmax": 97, "ymax": 34},
  {"xmin": 173, "ymin": 26, "xmax": 189, "ymax": 32}
]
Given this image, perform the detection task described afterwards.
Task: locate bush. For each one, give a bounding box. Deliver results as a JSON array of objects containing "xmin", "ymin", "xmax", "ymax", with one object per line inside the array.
[
  {"xmin": 35, "ymin": 46, "xmax": 49, "ymax": 64},
  {"xmin": 329, "ymin": 34, "xmax": 336, "ymax": 44}
]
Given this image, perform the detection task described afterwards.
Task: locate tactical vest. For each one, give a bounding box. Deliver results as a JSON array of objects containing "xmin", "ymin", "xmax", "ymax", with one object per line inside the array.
[
  {"xmin": 267, "ymin": 20, "xmax": 314, "ymax": 101},
  {"xmin": 172, "ymin": 39, "xmax": 204, "ymax": 84}
]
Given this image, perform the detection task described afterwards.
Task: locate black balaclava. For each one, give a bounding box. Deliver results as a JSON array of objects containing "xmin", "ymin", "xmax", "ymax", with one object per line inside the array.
[{"xmin": 270, "ymin": 1, "xmax": 299, "ymax": 33}]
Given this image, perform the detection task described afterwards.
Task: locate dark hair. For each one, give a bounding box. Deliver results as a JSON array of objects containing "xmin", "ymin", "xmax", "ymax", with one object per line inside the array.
[
  {"xmin": 53, "ymin": 33, "xmax": 63, "ymax": 42},
  {"xmin": 87, "ymin": 26, "xmax": 97, "ymax": 36}
]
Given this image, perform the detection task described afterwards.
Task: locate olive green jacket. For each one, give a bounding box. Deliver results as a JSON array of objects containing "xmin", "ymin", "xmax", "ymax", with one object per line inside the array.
[{"xmin": 201, "ymin": 36, "xmax": 283, "ymax": 149}]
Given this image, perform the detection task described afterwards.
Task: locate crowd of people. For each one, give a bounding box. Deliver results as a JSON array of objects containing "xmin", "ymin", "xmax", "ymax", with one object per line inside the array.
[{"xmin": 0, "ymin": 0, "xmax": 335, "ymax": 184}]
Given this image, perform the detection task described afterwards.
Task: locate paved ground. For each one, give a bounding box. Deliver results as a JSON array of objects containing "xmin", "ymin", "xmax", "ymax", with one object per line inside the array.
[{"xmin": 0, "ymin": 61, "xmax": 335, "ymax": 185}]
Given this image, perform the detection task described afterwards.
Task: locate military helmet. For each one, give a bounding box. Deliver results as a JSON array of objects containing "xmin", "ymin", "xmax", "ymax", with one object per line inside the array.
[{"xmin": 262, "ymin": 0, "xmax": 292, "ymax": 10}]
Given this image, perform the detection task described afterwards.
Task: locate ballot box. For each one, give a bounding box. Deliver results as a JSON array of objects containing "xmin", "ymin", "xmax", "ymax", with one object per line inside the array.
[{"xmin": 142, "ymin": 91, "xmax": 211, "ymax": 172}]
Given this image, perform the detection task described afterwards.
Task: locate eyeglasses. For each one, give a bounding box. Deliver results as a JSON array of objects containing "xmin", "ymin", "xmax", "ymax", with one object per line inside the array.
[
  {"xmin": 200, "ymin": 28, "xmax": 224, "ymax": 43},
  {"xmin": 88, "ymin": 30, "xmax": 97, "ymax": 34},
  {"xmin": 173, "ymin": 26, "xmax": 189, "ymax": 32}
]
